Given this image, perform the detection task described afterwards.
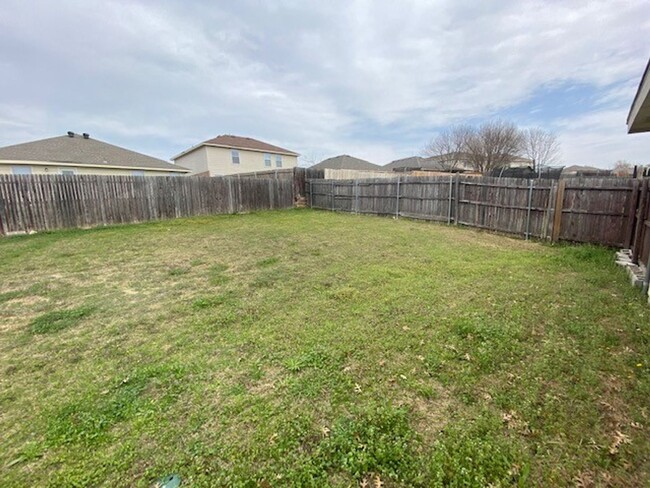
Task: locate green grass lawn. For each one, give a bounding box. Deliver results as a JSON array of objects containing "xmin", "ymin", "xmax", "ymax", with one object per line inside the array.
[{"xmin": 1, "ymin": 209, "xmax": 649, "ymax": 487}]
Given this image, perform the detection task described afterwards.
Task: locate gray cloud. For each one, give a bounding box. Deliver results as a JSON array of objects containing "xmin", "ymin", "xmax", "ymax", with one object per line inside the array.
[{"xmin": 0, "ymin": 0, "xmax": 648, "ymax": 166}]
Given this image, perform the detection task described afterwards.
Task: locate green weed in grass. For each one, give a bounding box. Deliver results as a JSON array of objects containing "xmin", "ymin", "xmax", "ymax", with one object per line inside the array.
[
  {"xmin": 256, "ymin": 256, "xmax": 280, "ymax": 267},
  {"xmin": 191, "ymin": 292, "xmax": 236, "ymax": 310},
  {"xmin": 0, "ymin": 289, "xmax": 23, "ymax": 304},
  {"xmin": 319, "ymin": 404, "xmax": 419, "ymax": 482},
  {"xmin": 428, "ymin": 412, "xmax": 529, "ymax": 487},
  {"xmin": 167, "ymin": 267, "xmax": 190, "ymax": 277},
  {"xmin": 46, "ymin": 363, "xmax": 187, "ymax": 446},
  {"xmin": 29, "ymin": 306, "xmax": 94, "ymax": 334}
]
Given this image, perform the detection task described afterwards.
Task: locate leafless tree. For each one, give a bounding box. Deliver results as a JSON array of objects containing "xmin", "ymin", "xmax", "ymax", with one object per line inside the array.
[
  {"xmin": 521, "ymin": 127, "xmax": 561, "ymax": 172},
  {"xmin": 299, "ymin": 151, "xmax": 327, "ymax": 168},
  {"xmin": 612, "ymin": 160, "xmax": 633, "ymax": 177},
  {"xmin": 423, "ymin": 125, "xmax": 473, "ymax": 171},
  {"xmin": 464, "ymin": 120, "xmax": 524, "ymax": 173}
]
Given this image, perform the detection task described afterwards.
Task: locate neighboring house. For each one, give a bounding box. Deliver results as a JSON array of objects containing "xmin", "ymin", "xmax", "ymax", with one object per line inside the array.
[
  {"xmin": 383, "ymin": 156, "xmax": 427, "ymax": 171},
  {"xmin": 172, "ymin": 135, "xmax": 298, "ymax": 176},
  {"xmin": 310, "ymin": 154, "xmax": 380, "ymax": 171},
  {"xmin": 508, "ymin": 156, "xmax": 535, "ymax": 168},
  {"xmin": 561, "ymin": 165, "xmax": 612, "ymax": 177},
  {"xmin": 385, "ymin": 152, "xmax": 532, "ymax": 173},
  {"xmin": 384, "ymin": 154, "xmax": 475, "ymax": 172},
  {"xmin": 0, "ymin": 132, "xmax": 189, "ymax": 176}
]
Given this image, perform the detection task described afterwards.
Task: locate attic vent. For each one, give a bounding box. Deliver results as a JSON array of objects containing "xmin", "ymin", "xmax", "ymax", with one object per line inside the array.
[
  {"xmin": 67, "ymin": 131, "xmax": 74, "ymax": 137},
  {"xmin": 82, "ymin": 133, "xmax": 90, "ymax": 139}
]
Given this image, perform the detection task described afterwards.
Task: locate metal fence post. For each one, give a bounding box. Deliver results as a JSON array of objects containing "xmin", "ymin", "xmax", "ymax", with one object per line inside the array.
[
  {"xmin": 447, "ymin": 175, "xmax": 453, "ymax": 224},
  {"xmin": 525, "ymin": 179, "xmax": 534, "ymax": 240},
  {"xmin": 396, "ymin": 176, "xmax": 401, "ymax": 218}
]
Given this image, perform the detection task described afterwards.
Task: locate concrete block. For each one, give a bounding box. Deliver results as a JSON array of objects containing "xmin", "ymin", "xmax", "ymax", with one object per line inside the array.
[{"xmin": 630, "ymin": 273, "xmax": 644, "ymax": 288}]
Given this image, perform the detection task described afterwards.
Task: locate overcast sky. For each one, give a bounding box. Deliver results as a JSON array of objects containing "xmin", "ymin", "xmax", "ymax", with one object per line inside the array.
[{"xmin": 1, "ymin": 0, "xmax": 649, "ymax": 168}]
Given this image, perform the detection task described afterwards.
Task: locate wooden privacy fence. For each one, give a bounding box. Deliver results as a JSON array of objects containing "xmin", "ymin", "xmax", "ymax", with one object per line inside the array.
[
  {"xmin": 0, "ymin": 174, "xmax": 294, "ymax": 235},
  {"xmin": 235, "ymin": 167, "xmax": 324, "ymax": 204},
  {"xmin": 308, "ymin": 175, "xmax": 640, "ymax": 248}
]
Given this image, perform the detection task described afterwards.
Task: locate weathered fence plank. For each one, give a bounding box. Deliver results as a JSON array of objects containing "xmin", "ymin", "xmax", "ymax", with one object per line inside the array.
[
  {"xmin": 0, "ymin": 174, "xmax": 296, "ymax": 235},
  {"xmin": 308, "ymin": 175, "xmax": 640, "ymax": 247}
]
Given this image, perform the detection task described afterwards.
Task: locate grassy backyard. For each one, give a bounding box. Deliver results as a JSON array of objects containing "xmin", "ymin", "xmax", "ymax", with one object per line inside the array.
[{"xmin": 1, "ymin": 209, "xmax": 649, "ymax": 487}]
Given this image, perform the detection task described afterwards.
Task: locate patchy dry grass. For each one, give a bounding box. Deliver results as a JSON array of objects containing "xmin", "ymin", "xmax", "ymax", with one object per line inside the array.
[{"xmin": 0, "ymin": 209, "xmax": 649, "ymax": 487}]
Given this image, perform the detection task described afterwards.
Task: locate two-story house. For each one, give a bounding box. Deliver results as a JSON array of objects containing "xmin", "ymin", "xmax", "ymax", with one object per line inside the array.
[{"xmin": 172, "ymin": 135, "xmax": 299, "ymax": 176}]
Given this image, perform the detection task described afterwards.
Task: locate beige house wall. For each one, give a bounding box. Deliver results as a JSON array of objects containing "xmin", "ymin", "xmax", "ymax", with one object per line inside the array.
[
  {"xmin": 173, "ymin": 147, "xmax": 209, "ymax": 175},
  {"xmin": 196, "ymin": 146, "xmax": 297, "ymax": 176},
  {"xmin": 0, "ymin": 160, "xmax": 186, "ymax": 176}
]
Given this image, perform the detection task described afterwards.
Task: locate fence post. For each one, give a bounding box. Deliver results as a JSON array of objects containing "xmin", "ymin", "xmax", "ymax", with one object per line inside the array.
[
  {"xmin": 541, "ymin": 181, "xmax": 555, "ymax": 240},
  {"xmin": 624, "ymin": 179, "xmax": 640, "ymax": 249},
  {"xmin": 551, "ymin": 179, "xmax": 566, "ymax": 242},
  {"xmin": 331, "ymin": 180, "xmax": 335, "ymax": 211},
  {"xmin": 454, "ymin": 174, "xmax": 460, "ymax": 225},
  {"xmin": 237, "ymin": 174, "xmax": 243, "ymax": 212},
  {"xmin": 632, "ymin": 180, "xmax": 648, "ymax": 264},
  {"xmin": 0, "ymin": 196, "xmax": 5, "ymax": 236},
  {"xmin": 525, "ymin": 179, "xmax": 534, "ymax": 240},
  {"xmin": 396, "ymin": 176, "xmax": 401, "ymax": 218},
  {"xmin": 447, "ymin": 175, "xmax": 453, "ymax": 224},
  {"xmin": 309, "ymin": 180, "xmax": 313, "ymax": 208},
  {"xmin": 355, "ymin": 179, "xmax": 359, "ymax": 214},
  {"xmin": 227, "ymin": 177, "xmax": 234, "ymax": 214}
]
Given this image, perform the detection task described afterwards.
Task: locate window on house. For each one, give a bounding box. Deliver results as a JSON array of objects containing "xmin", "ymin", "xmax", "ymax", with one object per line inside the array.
[
  {"xmin": 231, "ymin": 149, "xmax": 240, "ymax": 165},
  {"xmin": 61, "ymin": 169, "xmax": 75, "ymax": 176},
  {"xmin": 11, "ymin": 165, "xmax": 32, "ymax": 175},
  {"xmin": 275, "ymin": 154, "xmax": 282, "ymax": 168},
  {"xmin": 264, "ymin": 153, "xmax": 271, "ymax": 167},
  {"xmin": 131, "ymin": 170, "xmax": 145, "ymax": 176}
]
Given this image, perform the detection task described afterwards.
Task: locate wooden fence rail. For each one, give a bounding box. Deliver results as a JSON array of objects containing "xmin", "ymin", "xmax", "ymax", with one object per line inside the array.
[
  {"xmin": 0, "ymin": 174, "xmax": 295, "ymax": 235},
  {"xmin": 308, "ymin": 175, "xmax": 641, "ymax": 249}
]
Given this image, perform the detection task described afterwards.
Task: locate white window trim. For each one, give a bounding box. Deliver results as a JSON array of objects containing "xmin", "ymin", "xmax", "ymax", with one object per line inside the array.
[
  {"xmin": 275, "ymin": 154, "xmax": 282, "ymax": 168},
  {"xmin": 231, "ymin": 149, "xmax": 240, "ymax": 165},
  {"xmin": 264, "ymin": 153, "xmax": 271, "ymax": 167}
]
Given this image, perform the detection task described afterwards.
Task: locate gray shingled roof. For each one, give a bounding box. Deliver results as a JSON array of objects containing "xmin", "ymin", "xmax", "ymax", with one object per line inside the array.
[
  {"xmin": 0, "ymin": 133, "xmax": 189, "ymax": 172},
  {"xmin": 384, "ymin": 155, "xmax": 447, "ymax": 171},
  {"xmin": 385, "ymin": 153, "xmax": 533, "ymax": 171},
  {"xmin": 172, "ymin": 134, "xmax": 298, "ymax": 160},
  {"xmin": 383, "ymin": 156, "xmax": 425, "ymax": 170},
  {"xmin": 310, "ymin": 154, "xmax": 380, "ymax": 170},
  {"xmin": 203, "ymin": 135, "xmax": 298, "ymax": 155}
]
